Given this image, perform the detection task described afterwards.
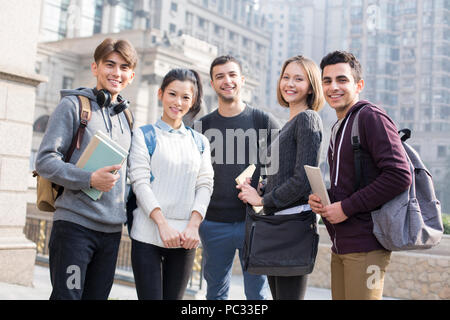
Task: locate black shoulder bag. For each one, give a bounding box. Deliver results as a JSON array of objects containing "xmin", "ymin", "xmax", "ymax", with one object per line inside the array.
[{"xmin": 241, "ymin": 164, "xmax": 319, "ymax": 276}]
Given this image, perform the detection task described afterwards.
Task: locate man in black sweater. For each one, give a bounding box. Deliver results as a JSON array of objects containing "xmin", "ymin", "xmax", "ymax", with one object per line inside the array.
[{"xmin": 194, "ymin": 56, "xmax": 279, "ymax": 300}]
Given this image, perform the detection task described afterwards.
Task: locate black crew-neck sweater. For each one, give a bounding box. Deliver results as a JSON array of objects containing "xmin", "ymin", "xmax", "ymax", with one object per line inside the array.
[{"xmin": 196, "ymin": 105, "xmax": 280, "ymax": 222}]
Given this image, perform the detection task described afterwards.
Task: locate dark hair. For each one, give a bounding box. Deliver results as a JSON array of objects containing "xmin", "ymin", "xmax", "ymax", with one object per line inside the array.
[
  {"xmin": 319, "ymin": 51, "xmax": 362, "ymax": 82},
  {"xmin": 160, "ymin": 68, "xmax": 203, "ymax": 117},
  {"xmin": 209, "ymin": 55, "xmax": 242, "ymax": 79},
  {"xmin": 94, "ymin": 38, "xmax": 138, "ymax": 70}
]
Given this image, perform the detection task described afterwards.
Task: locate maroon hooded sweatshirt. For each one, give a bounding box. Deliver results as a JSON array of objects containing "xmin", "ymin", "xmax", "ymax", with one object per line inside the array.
[{"xmin": 325, "ymin": 100, "xmax": 412, "ymax": 254}]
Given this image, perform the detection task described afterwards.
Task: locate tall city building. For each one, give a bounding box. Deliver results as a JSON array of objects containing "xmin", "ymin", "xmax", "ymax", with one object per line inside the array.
[
  {"xmin": 147, "ymin": 0, "xmax": 271, "ymax": 111},
  {"xmin": 34, "ymin": 0, "xmax": 450, "ymax": 209},
  {"xmin": 324, "ymin": 0, "xmax": 450, "ymax": 207},
  {"xmin": 38, "ymin": 0, "xmax": 271, "ymax": 112},
  {"xmin": 259, "ymin": 0, "xmax": 326, "ymax": 116},
  {"xmin": 32, "ymin": 0, "xmax": 269, "ymax": 164},
  {"xmin": 258, "ymin": 0, "xmax": 450, "ymax": 207}
]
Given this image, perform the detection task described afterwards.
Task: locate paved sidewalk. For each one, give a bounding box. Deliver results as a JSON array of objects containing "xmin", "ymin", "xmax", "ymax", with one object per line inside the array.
[{"xmin": 0, "ymin": 265, "xmax": 333, "ymax": 300}]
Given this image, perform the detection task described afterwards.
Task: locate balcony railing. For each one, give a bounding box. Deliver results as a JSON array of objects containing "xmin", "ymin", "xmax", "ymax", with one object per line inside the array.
[{"xmin": 23, "ymin": 212, "xmax": 204, "ymax": 296}]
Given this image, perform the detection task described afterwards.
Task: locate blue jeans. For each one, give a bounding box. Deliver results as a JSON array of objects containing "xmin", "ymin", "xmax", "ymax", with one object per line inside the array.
[
  {"xmin": 48, "ymin": 220, "xmax": 121, "ymax": 300},
  {"xmin": 199, "ymin": 219, "xmax": 268, "ymax": 300}
]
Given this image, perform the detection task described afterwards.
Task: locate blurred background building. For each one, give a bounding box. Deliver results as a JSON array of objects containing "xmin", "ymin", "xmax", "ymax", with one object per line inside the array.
[{"xmin": 32, "ymin": 0, "xmax": 450, "ymax": 212}]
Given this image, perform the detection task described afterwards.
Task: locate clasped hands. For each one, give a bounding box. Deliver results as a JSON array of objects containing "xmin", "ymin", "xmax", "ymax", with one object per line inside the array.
[{"xmin": 150, "ymin": 208, "xmax": 201, "ymax": 249}]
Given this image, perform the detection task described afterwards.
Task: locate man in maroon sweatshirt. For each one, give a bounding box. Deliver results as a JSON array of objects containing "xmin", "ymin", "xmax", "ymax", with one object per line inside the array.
[{"xmin": 309, "ymin": 51, "xmax": 411, "ymax": 300}]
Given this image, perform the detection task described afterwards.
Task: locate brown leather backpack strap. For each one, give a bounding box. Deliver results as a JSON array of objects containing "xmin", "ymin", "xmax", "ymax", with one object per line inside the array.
[
  {"xmin": 65, "ymin": 96, "xmax": 92, "ymax": 162},
  {"xmin": 123, "ymin": 108, "xmax": 134, "ymax": 130}
]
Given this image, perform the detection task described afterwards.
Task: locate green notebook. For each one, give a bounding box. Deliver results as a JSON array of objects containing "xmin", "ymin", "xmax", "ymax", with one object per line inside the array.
[{"xmin": 76, "ymin": 130, "xmax": 128, "ymax": 200}]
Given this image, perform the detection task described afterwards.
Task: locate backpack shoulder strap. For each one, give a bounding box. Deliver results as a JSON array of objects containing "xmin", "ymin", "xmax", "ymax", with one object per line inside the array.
[
  {"xmin": 252, "ymin": 107, "xmax": 268, "ymax": 132},
  {"xmin": 251, "ymin": 107, "xmax": 270, "ymax": 171},
  {"xmin": 139, "ymin": 124, "xmax": 157, "ymax": 156},
  {"xmin": 139, "ymin": 124, "xmax": 157, "ymax": 182},
  {"xmin": 123, "ymin": 108, "xmax": 134, "ymax": 131},
  {"xmin": 186, "ymin": 126, "xmax": 205, "ymax": 154},
  {"xmin": 351, "ymin": 105, "xmax": 367, "ymax": 192},
  {"xmin": 65, "ymin": 96, "xmax": 92, "ymax": 162}
]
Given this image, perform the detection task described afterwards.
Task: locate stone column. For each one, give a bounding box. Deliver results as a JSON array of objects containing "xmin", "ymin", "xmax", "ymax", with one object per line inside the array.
[
  {"xmin": 103, "ymin": 0, "xmax": 121, "ymax": 33},
  {"xmin": 0, "ymin": 0, "xmax": 47, "ymax": 286},
  {"xmin": 141, "ymin": 74, "xmax": 163, "ymax": 126}
]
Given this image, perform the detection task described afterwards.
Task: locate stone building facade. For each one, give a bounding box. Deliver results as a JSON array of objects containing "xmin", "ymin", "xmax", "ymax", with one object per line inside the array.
[{"xmin": 0, "ymin": 0, "xmax": 46, "ymax": 286}]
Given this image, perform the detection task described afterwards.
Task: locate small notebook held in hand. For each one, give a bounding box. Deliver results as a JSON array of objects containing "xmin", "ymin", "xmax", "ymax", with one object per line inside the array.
[
  {"xmin": 76, "ymin": 130, "xmax": 128, "ymax": 200},
  {"xmin": 236, "ymin": 164, "xmax": 263, "ymax": 214},
  {"xmin": 304, "ymin": 165, "xmax": 331, "ymax": 206}
]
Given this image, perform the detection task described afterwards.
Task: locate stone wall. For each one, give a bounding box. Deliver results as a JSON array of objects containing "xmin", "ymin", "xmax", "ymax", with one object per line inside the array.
[
  {"xmin": 0, "ymin": 0, "xmax": 46, "ymax": 286},
  {"xmin": 307, "ymin": 226, "xmax": 450, "ymax": 300}
]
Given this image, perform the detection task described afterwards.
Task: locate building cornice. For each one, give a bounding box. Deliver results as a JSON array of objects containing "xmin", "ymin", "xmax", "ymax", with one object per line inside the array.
[{"xmin": 0, "ymin": 67, "xmax": 47, "ymax": 87}]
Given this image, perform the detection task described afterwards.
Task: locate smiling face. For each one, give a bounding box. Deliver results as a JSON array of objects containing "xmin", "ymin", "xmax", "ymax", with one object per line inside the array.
[
  {"xmin": 210, "ymin": 61, "xmax": 245, "ymax": 103},
  {"xmin": 159, "ymin": 80, "xmax": 195, "ymax": 129},
  {"xmin": 322, "ymin": 62, "xmax": 364, "ymax": 119},
  {"xmin": 91, "ymin": 52, "xmax": 135, "ymax": 101},
  {"xmin": 279, "ymin": 62, "xmax": 312, "ymax": 110}
]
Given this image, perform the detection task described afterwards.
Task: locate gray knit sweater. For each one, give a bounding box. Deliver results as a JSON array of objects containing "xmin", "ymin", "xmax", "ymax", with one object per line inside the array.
[
  {"xmin": 35, "ymin": 88, "xmax": 132, "ymax": 233},
  {"xmin": 262, "ymin": 109, "xmax": 323, "ymax": 215}
]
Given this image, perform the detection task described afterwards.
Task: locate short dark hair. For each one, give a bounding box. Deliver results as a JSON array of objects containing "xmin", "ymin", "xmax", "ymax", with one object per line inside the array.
[
  {"xmin": 160, "ymin": 68, "xmax": 203, "ymax": 118},
  {"xmin": 94, "ymin": 38, "xmax": 138, "ymax": 70},
  {"xmin": 320, "ymin": 51, "xmax": 362, "ymax": 82},
  {"xmin": 209, "ymin": 55, "xmax": 242, "ymax": 79}
]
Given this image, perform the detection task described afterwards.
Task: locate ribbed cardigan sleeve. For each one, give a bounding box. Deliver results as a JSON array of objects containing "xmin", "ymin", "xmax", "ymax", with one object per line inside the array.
[
  {"xmin": 128, "ymin": 128, "xmax": 161, "ymax": 217},
  {"xmin": 263, "ymin": 110, "xmax": 322, "ymax": 209},
  {"xmin": 191, "ymin": 135, "xmax": 214, "ymax": 218}
]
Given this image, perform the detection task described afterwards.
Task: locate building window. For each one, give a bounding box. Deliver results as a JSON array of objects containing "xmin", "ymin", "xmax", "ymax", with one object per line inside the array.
[
  {"xmin": 115, "ymin": 0, "xmax": 134, "ymax": 32},
  {"xmin": 93, "ymin": 0, "xmax": 103, "ymax": 34},
  {"xmin": 214, "ymin": 24, "xmax": 222, "ymax": 35},
  {"xmin": 169, "ymin": 23, "xmax": 176, "ymax": 34},
  {"xmin": 186, "ymin": 12, "xmax": 193, "ymax": 23},
  {"xmin": 171, "ymin": 2, "xmax": 178, "ymax": 12},
  {"xmin": 41, "ymin": 0, "xmax": 70, "ymax": 41},
  {"xmin": 35, "ymin": 61, "xmax": 42, "ymax": 74},
  {"xmin": 198, "ymin": 17, "xmax": 206, "ymax": 29},
  {"xmin": 437, "ymin": 146, "xmax": 447, "ymax": 158},
  {"xmin": 62, "ymin": 76, "xmax": 74, "ymax": 89},
  {"xmin": 242, "ymin": 37, "xmax": 249, "ymax": 48}
]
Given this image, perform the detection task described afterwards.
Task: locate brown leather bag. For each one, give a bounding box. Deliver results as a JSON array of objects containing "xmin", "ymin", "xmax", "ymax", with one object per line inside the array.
[{"xmin": 33, "ymin": 96, "xmax": 92, "ymax": 212}]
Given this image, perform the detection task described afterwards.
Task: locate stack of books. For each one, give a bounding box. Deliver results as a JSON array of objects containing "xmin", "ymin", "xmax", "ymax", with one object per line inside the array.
[{"xmin": 76, "ymin": 130, "xmax": 128, "ymax": 200}]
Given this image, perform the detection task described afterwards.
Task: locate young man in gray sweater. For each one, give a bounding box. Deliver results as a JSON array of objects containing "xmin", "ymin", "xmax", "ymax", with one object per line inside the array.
[
  {"xmin": 195, "ymin": 56, "xmax": 280, "ymax": 300},
  {"xmin": 35, "ymin": 38, "xmax": 137, "ymax": 300}
]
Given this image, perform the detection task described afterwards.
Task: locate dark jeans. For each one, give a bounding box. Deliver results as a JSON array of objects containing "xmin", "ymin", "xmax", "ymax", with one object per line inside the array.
[
  {"xmin": 48, "ymin": 220, "xmax": 122, "ymax": 300},
  {"xmin": 268, "ymin": 275, "xmax": 309, "ymax": 300},
  {"xmin": 131, "ymin": 239, "xmax": 196, "ymax": 300}
]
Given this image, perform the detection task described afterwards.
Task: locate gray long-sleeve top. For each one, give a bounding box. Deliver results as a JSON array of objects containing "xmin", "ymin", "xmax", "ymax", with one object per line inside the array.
[
  {"xmin": 263, "ymin": 109, "xmax": 323, "ymax": 215},
  {"xmin": 35, "ymin": 88, "xmax": 132, "ymax": 233}
]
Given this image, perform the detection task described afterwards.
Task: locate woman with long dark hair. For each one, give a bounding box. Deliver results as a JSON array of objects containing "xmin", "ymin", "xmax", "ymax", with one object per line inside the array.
[{"xmin": 128, "ymin": 68, "xmax": 214, "ymax": 299}]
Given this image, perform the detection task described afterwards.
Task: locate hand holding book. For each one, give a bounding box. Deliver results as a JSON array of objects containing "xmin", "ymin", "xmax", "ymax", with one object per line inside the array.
[
  {"xmin": 90, "ymin": 164, "xmax": 122, "ymax": 192},
  {"xmin": 235, "ymin": 164, "xmax": 264, "ymax": 214},
  {"xmin": 76, "ymin": 130, "xmax": 128, "ymax": 200}
]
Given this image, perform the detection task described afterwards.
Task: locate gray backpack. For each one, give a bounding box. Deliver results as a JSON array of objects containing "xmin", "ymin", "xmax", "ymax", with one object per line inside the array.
[{"xmin": 351, "ymin": 106, "xmax": 444, "ymax": 251}]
